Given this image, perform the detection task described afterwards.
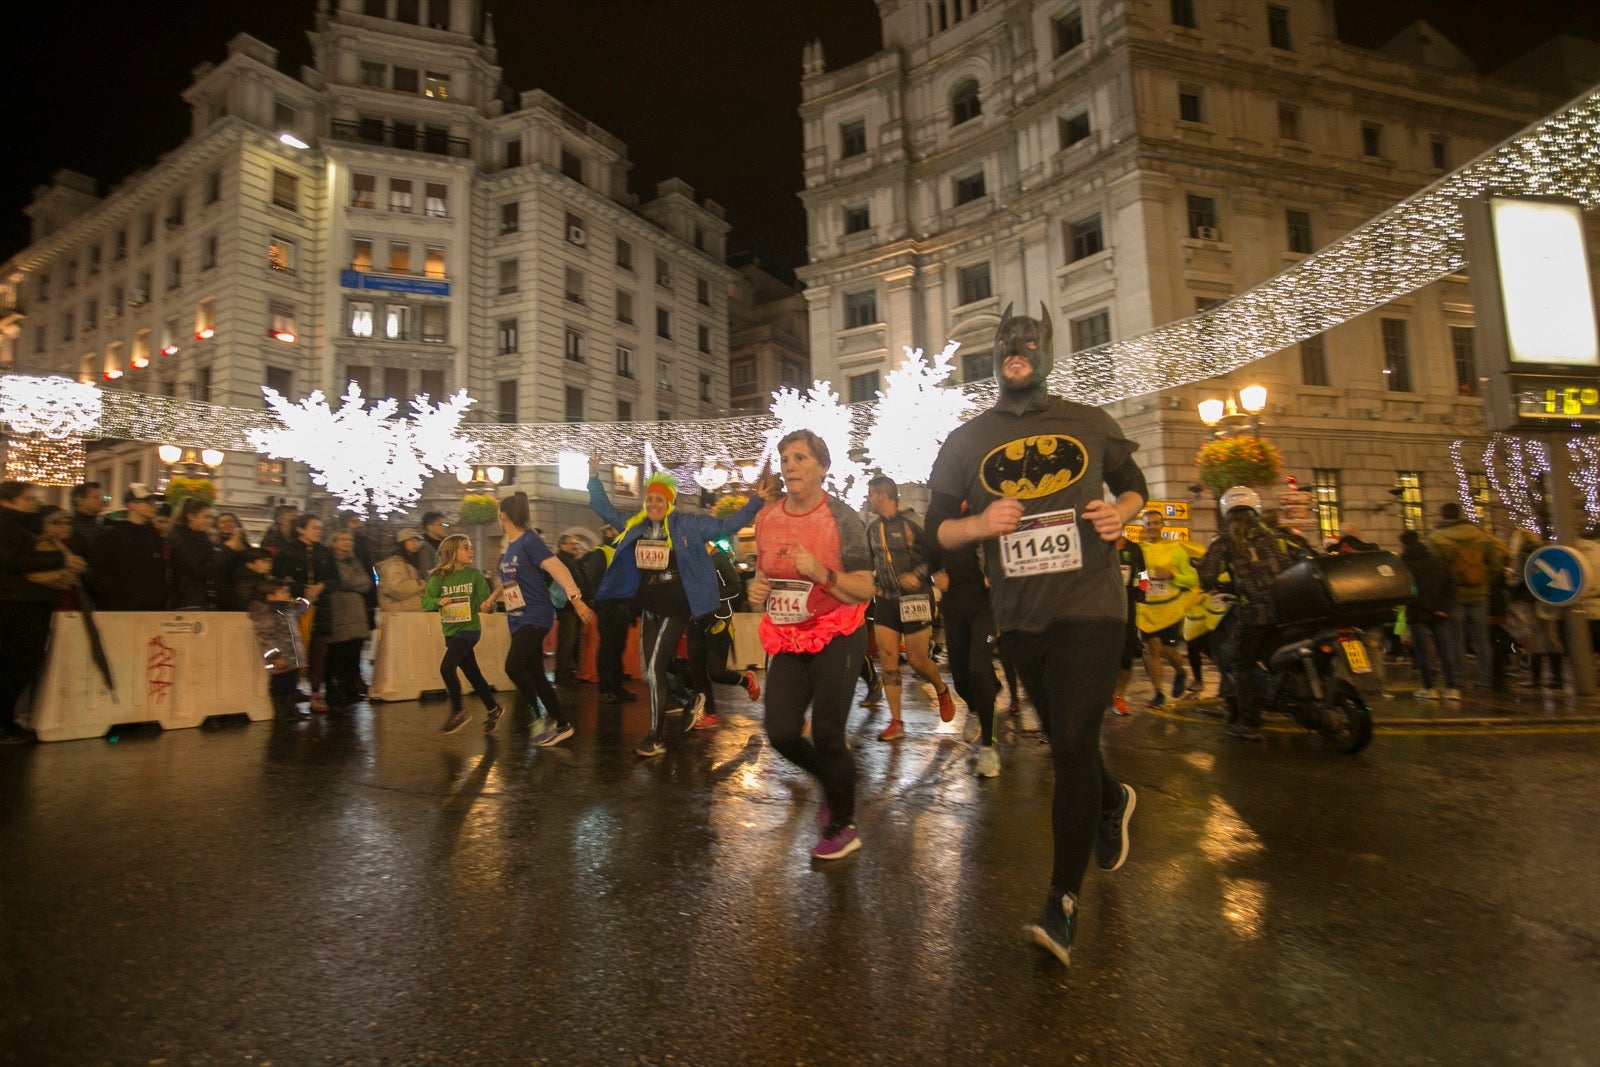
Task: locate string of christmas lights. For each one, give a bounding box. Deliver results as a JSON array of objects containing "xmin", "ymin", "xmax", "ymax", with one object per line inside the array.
[{"xmin": 4, "ymin": 84, "xmax": 1600, "ymax": 477}]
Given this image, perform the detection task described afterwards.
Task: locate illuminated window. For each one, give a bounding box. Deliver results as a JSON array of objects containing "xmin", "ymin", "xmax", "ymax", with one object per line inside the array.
[
  {"xmin": 386, "ymin": 304, "xmax": 410, "ymax": 341},
  {"xmin": 1313, "ymin": 469, "xmax": 1342, "ymax": 545},
  {"xmin": 388, "ymin": 242, "xmax": 411, "ymax": 274},
  {"xmin": 351, "ymin": 238, "xmax": 373, "ymax": 272},
  {"xmin": 424, "ymin": 71, "xmax": 448, "ymax": 99},
  {"xmin": 268, "ymin": 302, "xmax": 297, "ymax": 342},
  {"xmin": 268, "ymin": 235, "xmax": 295, "ymax": 273},
  {"xmin": 1394, "ymin": 472, "xmax": 1423, "ymax": 531},
  {"xmin": 424, "ymin": 246, "xmax": 446, "ymax": 279},
  {"xmin": 350, "ymin": 301, "xmax": 374, "ymax": 338}
]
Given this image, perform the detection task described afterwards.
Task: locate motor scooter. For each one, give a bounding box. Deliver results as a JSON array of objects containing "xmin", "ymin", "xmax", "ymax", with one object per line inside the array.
[{"xmin": 1214, "ymin": 552, "xmax": 1413, "ymax": 754}]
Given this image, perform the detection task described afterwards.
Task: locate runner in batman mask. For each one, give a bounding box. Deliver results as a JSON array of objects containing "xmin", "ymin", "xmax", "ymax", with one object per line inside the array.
[{"xmin": 924, "ymin": 302, "xmax": 1149, "ymax": 968}]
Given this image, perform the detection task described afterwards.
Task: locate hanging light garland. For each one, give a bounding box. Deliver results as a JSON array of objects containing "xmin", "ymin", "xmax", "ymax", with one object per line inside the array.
[
  {"xmin": 5, "ymin": 85, "xmax": 1600, "ymax": 478},
  {"xmin": 3, "ymin": 431, "xmax": 86, "ymax": 485}
]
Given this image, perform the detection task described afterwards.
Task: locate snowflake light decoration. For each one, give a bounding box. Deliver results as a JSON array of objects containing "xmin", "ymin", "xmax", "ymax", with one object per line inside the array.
[
  {"xmin": 246, "ymin": 383, "xmax": 476, "ymax": 515},
  {"xmin": 864, "ymin": 342, "xmax": 970, "ymax": 484},
  {"xmin": 0, "ymin": 374, "xmax": 102, "ymax": 439},
  {"xmin": 766, "ymin": 380, "xmax": 869, "ymax": 508}
]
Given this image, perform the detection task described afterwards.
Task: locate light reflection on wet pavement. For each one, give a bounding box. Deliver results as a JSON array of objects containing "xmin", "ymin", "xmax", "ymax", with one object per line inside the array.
[{"xmin": 1, "ymin": 676, "xmax": 1597, "ymax": 1064}]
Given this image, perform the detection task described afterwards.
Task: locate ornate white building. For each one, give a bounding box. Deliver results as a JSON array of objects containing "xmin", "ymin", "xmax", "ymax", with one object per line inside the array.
[
  {"xmin": 0, "ymin": 0, "xmax": 735, "ymax": 533},
  {"xmin": 797, "ymin": 0, "xmax": 1600, "ymax": 544}
]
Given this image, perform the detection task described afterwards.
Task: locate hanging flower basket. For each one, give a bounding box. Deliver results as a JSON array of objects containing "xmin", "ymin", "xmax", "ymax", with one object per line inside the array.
[
  {"xmin": 1194, "ymin": 436, "xmax": 1283, "ymax": 496},
  {"xmin": 712, "ymin": 493, "xmax": 750, "ymax": 520},
  {"xmin": 459, "ymin": 494, "xmax": 499, "ymax": 526},
  {"xmin": 165, "ymin": 476, "xmax": 216, "ymax": 506}
]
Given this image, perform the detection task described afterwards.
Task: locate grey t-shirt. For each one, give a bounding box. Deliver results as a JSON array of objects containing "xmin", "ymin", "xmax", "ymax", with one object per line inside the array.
[{"xmin": 927, "ymin": 395, "xmax": 1139, "ymax": 634}]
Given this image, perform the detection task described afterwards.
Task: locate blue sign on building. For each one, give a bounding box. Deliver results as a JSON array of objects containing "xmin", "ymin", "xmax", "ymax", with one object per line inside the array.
[
  {"xmin": 339, "ymin": 270, "xmax": 450, "ymax": 297},
  {"xmin": 1524, "ymin": 545, "xmax": 1589, "ymax": 606}
]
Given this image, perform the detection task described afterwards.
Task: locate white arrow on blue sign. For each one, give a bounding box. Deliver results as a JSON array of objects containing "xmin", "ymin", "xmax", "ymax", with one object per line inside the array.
[{"xmin": 1525, "ymin": 545, "xmax": 1588, "ymax": 606}]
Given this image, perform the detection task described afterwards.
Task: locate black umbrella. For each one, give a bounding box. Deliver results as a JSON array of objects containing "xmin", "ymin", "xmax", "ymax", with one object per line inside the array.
[{"xmin": 71, "ymin": 576, "xmax": 117, "ymax": 703}]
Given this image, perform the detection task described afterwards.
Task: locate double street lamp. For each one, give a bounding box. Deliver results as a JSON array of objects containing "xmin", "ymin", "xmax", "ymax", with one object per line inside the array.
[
  {"xmin": 1198, "ymin": 384, "xmax": 1268, "ymax": 438},
  {"xmin": 455, "ymin": 465, "xmax": 505, "ymax": 490},
  {"xmin": 157, "ymin": 444, "xmax": 225, "ymax": 476}
]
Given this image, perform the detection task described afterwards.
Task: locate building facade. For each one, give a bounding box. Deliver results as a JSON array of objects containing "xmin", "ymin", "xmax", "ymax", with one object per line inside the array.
[
  {"xmin": 0, "ymin": 0, "xmax": 735, "ymax": 535},
  {"xmin": 796, "ymin": 0, "xmax": 1600, "ymax": 545},
  {"xmin": 727, "ymin": 257, "xmax": 811, "ymax": 413}
]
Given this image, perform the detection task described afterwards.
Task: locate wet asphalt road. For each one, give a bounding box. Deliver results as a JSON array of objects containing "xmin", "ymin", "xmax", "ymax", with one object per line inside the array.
[{"xmin": 1, "ymin": 676, "xmax": 1597, "ymax": 1066}]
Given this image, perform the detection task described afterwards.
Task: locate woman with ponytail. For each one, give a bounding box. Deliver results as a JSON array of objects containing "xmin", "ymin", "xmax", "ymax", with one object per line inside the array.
[
  {"xmin": 482, "ymin": 492, "xmax": 596, "ymax": 747},
  {"xmin": 587, "ymin": 452, "xmax": 776, "ymax": 758}
]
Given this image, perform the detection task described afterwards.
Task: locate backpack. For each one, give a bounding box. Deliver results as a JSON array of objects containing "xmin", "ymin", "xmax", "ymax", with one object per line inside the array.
[{"xmin": 1446, "ymin": 540, "xmax": 1488, "ymax": 587}]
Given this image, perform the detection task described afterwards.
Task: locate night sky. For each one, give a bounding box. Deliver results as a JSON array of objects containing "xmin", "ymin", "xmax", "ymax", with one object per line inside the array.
[{"xmin": 7, "ymin": 0, "xmax": 1599, "ymax": 280}]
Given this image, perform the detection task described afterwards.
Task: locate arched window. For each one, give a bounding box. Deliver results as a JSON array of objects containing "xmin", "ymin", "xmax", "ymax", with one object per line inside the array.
[{"xmin": 951, "ymin": 80, "xmax": 982, "ymax": 126}]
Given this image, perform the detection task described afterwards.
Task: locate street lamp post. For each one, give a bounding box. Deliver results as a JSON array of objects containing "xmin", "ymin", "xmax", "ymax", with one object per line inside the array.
[
  {"xmin": 1198, "ymin": 384, "xmax": 1268, "ymax": 438},
  {"xmin": 456, "ymin": 464, "xmax": 506, "ymax": 563},
  {"xmin": 156, "ymin": 445, "xmax": 224, "ymax": 497}
]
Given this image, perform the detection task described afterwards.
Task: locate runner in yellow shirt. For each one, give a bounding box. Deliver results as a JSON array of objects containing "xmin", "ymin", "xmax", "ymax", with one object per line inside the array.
[{"xmin": 1134, "ymin": 509, "xmax": 1203, "ymax": 708}]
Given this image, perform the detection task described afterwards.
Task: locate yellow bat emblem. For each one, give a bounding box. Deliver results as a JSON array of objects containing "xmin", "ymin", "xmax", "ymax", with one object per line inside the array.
[{"xmin": 980, "ymin": 435, "xmax": 1088, "ymax": 499}]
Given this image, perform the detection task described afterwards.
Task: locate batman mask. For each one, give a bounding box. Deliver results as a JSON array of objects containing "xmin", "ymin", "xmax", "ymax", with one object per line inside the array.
[{"xmin": 993, "ymin": 302, "xmax": 1054, "ymax": 413}]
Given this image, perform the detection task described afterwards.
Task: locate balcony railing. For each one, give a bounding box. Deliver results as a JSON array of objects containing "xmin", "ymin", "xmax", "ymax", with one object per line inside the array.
[{"xmin": 329, "ymin": 119, "xmax": 470, "ymax": 159}]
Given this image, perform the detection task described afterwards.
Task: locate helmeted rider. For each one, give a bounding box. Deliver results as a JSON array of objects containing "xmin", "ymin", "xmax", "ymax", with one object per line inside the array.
[{"xmin": 1196, "ymin": 486, "xmax": 1303, "ymax": 741}]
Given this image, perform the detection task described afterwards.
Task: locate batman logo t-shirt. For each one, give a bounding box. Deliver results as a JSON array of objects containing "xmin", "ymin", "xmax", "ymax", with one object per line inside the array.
[{"xmin": 928, "ymin": 395, "xmax": 1139, "ymax": 633}]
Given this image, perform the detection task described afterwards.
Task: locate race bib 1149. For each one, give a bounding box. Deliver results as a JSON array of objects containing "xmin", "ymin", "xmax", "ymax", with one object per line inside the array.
[{"xmin": 1000, "ymin": 508, "xmax": 1082, "ymax": 578}]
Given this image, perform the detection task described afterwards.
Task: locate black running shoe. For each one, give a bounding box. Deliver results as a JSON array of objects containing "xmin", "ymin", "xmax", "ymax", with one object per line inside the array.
[
  {"xmin": 1095, "ymin": 785, "xmax": 1136, "ymax": 871},
  {"xmin": 1026, "ymin": 889, "xmax": 1076, "ymax": 966}
]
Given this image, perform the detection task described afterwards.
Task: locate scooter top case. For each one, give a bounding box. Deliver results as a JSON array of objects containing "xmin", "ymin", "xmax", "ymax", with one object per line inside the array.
[{"xmin": 1271, "ymin": 551, "xmax": 1415, "ymax": 627}]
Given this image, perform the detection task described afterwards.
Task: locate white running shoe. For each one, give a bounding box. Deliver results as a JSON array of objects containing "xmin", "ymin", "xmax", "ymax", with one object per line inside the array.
[{"xmin": 975, "ymin": 746, "xmax": 1001, "ymax": 778}]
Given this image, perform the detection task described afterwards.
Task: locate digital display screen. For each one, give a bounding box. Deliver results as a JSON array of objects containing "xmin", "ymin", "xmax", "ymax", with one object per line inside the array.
[
  {"xmin": 1490, "ymin": 198, "xmax": 1600, "ymax": 367},
  {"xmin": 1511, "ymin": 376, "xmax": 1600, "ymax": 422}
]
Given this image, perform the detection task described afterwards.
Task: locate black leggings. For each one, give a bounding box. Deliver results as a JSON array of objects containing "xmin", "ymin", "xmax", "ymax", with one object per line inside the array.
[
  {"xmin": 1187, "ymin": 631, "xmax": 1211, "ymax": 681},
  {"xmin": 765, "ymin": 627, "xmax": 867, "ymax": 826},
  {"xmin": 640, "ymin": 610, "xmax": 709, "ymax": 740},
  {"xmin": 505, "ymin": 625, "xmax": 565, "ymax": 726},
  {"xmin": 441, "ymin": 630, "xmax": 497, "ymax": 713},
  {"xmin": 999, "ymin": 620, "xmax": 1125, "ymax": 895},
  {"xmin": 945, "ymin": 600, "xmax": 998, "ymax": 745}
]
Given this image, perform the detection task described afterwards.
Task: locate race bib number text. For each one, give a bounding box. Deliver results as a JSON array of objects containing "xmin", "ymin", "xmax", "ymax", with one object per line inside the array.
[
  {"xmin": 440, "ymin": 597, "xmax": 472, "ymax": 626},
  {"xmin": 766, "ymin": 579, "xmax": 815, "ymax": 625},
  {"xmin": 898, "ymin": 594, "xmax": 932, "ymax": 623},
  {"xmin": 636, "ymin": 539, "xmax": 670, "ymax": 571},
  {"xmin": 1000, "ymin": 508, "xmax": 1082, "ymax": 578}
]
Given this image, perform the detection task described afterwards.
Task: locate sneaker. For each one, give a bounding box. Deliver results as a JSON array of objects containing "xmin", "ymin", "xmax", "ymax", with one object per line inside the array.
[
  {"xmin": 1186, "ymin": 677, "xmax": 1203, "ymax": 694},
  {"xmin": 975, "ymin": 746, "xmax": 1001, "ymax": 778},
  {"xmin": 438, "ymin": 710, "xmax": 471, "ymax": 735},
  {"xmin": 483, "ymin": 705, "xmax": 504, "ymax": 734},
  {"xmin": 962, "ymin": 714, "xmax": 981, "ymax": 743},
  {"xmin": 1414, "ymin": 688, "xmax": 1438, "ymax": 701},
  {"xmin": 1444, "ymin": 689, "xmax": 1462, "ymax": 702},
  {"xmin": 860, "ymin": 686, "xmax": 884, "ymax": 707},
  {"xmin": 1171, "ymin": 668, "xmax": 1187, "ymax": 699},
  {"xmin": 1018, "ymin": 705, "xmax": 1043, "ymax": 733},
  {"xmin": 937, "ymin": 687, "xmax": 956, "ymax": 723},
  {"xmin": 599, "ymin": 690, "xmax": 620, "ymax": 705},
  {"xmin": 877, "ymin": 719, "xmax": 905, "ymax": 741},
  {"xmin": 684, "ymin": 692, "xmax": 706, "ymax": 732},
  {"xmin": 528, "ymin": 715, "xmax": 549, "ymax": 740},
  {"xmin": 310, "ymin": 693, "xmax": 329, "ymax": 715},
  {"xmin": 692, "ymin": 712, "xmax": 720, "ymax": 731},
  {"xmin": 635, "ymin": 736, "xmax": 667, "ymax": 758},
  {"xmin": 614, "ymin": 688, "xmax": 639, "ymax": 703},
  {"xmin": 1146, "ymin": 691, "xmax": 1166, "ymax": 710},
  {"xmin": 1112, "ymin": 695, "xmax": 1131, "ymax": 717},
  {"xmin": 1227, "ymin": 721, "xmax": 1264, "ymax": 742},
  {"xmin": 742, "ymin": 671, "xmax": 762, "ymax": 701},
  {"xmin": 532, "ymin": 721, "xmax": 575, "ymax": 748},
  {"xmin": 1095, "ymin": 784, "xmax": 1136, "ymax": 871},
  {"xmin": 1026, "ymin": 890, "xmax": 1076, "ymax": 966},
  {"xmin": 811, "ymin": 822, "xmax": 861, "ymax": 860}
]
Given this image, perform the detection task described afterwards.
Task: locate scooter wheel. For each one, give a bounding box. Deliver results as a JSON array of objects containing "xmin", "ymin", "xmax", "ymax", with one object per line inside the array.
[{"xmin": 1323, "ymin": 682, "xmax": 1374, "ymax": 754}]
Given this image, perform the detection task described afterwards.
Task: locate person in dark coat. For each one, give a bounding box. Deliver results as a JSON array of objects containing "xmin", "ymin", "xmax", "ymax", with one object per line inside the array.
[
  {"xmin": 67, "ymin": 481, "xmax": 106, "ymax": 556},
  {"xmin": 259, "ymin": 504, "xmax": 299, "ymax": 555},
  {"xmin": 272, "ymin": 513, "xmax": 341, "ymax": 713},
  {"xmin": 1400, "ymin": 529, "xmax": 1463, "ymax": 699},
  {"xmin": 87, "ymin": 484, "xmax": 169, "ymax": 611},
  {"xmin": 167, "ymin": 498, "xmax": 223, "ymax": 610},
  {"xmin": 0, "ymin": 482, "xmax": 86, "ymax": 743},
  {"xmin": 222, "ymin": 548, "xmax": 275, "ymax": 612}
]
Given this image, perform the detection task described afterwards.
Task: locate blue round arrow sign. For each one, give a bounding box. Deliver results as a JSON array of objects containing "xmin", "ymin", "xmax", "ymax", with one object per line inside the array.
[{"xmin": 1524, "ymin": 545, "xmax": 1588, "ymax": 606}]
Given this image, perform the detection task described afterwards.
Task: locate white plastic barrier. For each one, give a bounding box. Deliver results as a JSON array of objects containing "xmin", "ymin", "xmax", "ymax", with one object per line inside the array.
[
  {"xmin": 368, "ymin": 611, "xmax": 516, "ymax": 702},
  {"xmin": 729, "ymin": 613, "xmax": 766, "ymax": 670},
  {"xmin": 26, "ymin": 611, "xmax": 272, "ymax": 742}
]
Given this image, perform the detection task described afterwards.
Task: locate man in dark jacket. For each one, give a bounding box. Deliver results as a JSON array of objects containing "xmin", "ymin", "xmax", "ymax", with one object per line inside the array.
[
  {"xmin": 1, "ymin": 481, "xmax": 85, "ymax": 743},
  {"xmin": 88, "ymin": 484, "xmax": 169, "ymax": 611},
  {"xmin": 67, "ymin": 481, "xmax": 106, "ymax": 556},
  {"xmin": 1400, "ymin": 529, "xmax": 1462, "ymax": 700}
]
